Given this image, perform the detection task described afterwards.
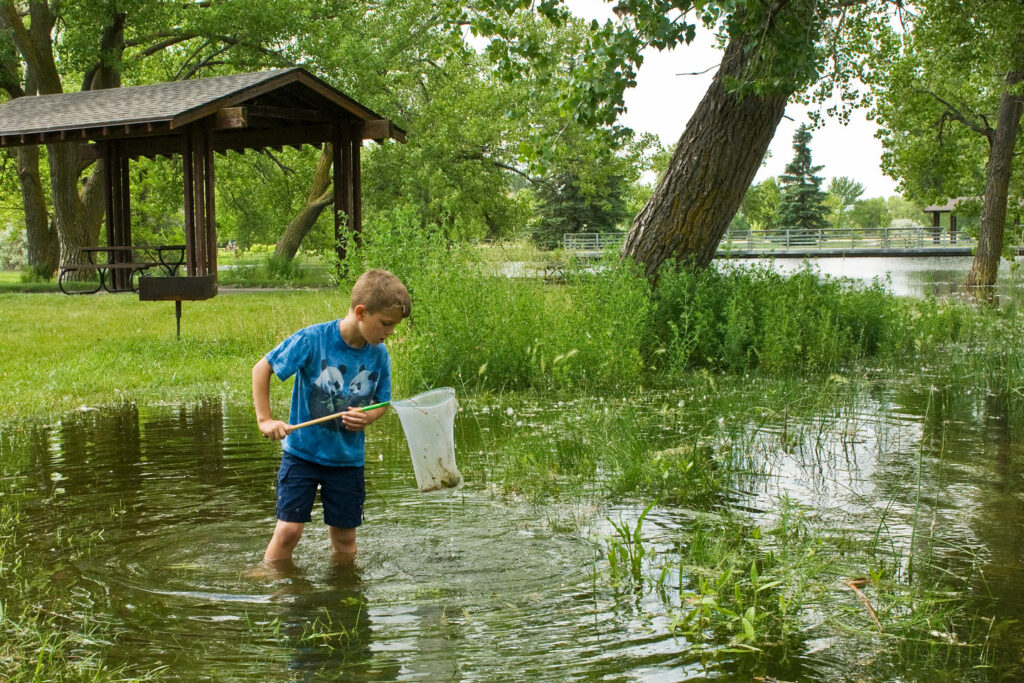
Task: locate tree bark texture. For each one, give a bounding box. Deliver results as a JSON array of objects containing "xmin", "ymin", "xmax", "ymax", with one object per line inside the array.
[
  {"xmin": 1, "ymin": 2, "xmax": 121, "ymax": 268},
  {"xmin": 965, "ymin": 83, "xmax": 1024, "ymax": 289},
  {"xmin": 622, "ymin": 31, "xmax": 791, "ymax": 278},
  {"xmin": 16, "ymin": 145, "xmax": 59, "ymax": 275},
  {"xmin": 275, "ymin": 145, "xmax": 334, "ymax": 260}
]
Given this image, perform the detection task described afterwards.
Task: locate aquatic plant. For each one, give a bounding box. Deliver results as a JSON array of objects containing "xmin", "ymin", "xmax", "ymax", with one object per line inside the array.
[
  {"xmin": 606, "ymin": 500, "xmax": 657, "ymax": 591},
  {"xmin": 664, "ymin": 497, "xmax": 827, "ymax": 663},
  {"xmin": 0, "ymin": 504, "xmax": 163, "ymax": 681}
]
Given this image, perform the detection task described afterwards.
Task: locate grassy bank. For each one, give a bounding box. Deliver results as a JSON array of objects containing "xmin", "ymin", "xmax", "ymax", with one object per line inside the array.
[
  {"xmin": 0, "ymin": 290, "xmax": 341, "ymax": 417},
  {"xmin": 3, "ymin": 256, "xmax": 1024, "ymax": 421}
]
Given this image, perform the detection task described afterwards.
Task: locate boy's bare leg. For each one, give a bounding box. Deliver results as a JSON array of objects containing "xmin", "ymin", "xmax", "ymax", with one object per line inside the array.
[
  {"xmin": 264, "ymin": 520, "xmax": 305, "ymax": 562},
  {"xmin": 328, "ymin": 526, "xmax": 357, "ymax": 564}
]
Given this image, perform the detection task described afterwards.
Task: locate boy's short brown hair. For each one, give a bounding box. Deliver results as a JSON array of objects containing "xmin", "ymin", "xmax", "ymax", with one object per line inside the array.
[{"xmin": 350, "ymin": 269, "xmax": 411, "ymax": 317}]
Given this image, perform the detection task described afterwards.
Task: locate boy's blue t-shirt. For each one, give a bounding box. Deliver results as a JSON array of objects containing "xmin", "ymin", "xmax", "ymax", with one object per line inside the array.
[{"xmin": 265, "ymin": 320, "xmax": 391, "ymax": 467}]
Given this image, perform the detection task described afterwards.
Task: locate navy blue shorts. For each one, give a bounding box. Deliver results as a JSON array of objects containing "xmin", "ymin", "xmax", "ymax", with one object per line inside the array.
[{"xmin": 275, "ymin": 452, "xmax": 365, "ymax": 528}]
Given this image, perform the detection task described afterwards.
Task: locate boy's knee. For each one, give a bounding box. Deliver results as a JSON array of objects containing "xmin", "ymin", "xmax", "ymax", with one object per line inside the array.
[
  {"xmin": 329, "ymin": 526, "xmax": 357, "ymax": 555},
  {"xmin": 275, "ymin": 521, "xmax": 305, "ymax": 547}
]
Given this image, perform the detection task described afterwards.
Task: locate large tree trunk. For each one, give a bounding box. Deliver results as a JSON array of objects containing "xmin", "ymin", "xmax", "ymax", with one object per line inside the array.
[
  {"xmin": 622, "ymin": 31, "xmax": 792, "ymax": 277},
  {"xmin": 16, "ymin": 145, "xmax": 59, "ymax": 276},
  {"xmin": 47, "ymin": 144, "xmax": 106, "ymax": 265},
  {"xmin": 1, "ymin": 3, "xmax": 121, "ymax": 268},
  {"xmin": 275, "ymin": 145, "xmax": 334, "ymax": 260},
  {"xmin": 965, "ymin": 83, "xmax": 1024, "ymax": 289}
]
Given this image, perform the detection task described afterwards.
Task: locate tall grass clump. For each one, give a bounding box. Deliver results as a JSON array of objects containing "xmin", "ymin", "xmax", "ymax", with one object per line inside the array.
[
  {"xmin": 889, "ymin": 295, "xmax": 1024, "ymax": 399},
  {"xmin": 647, "ymin": 262, "xmax": 896, "ymax": 377},
  {"xmin": 345, "ymin": 217, "xmax": 897, "ymax": 393},
  {"xmin": 341, "ymin": 209, "xmax": 651, "ymax": 393}
]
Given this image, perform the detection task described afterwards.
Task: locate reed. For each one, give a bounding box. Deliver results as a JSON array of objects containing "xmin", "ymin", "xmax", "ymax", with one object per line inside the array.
[{"xmin": 0, "ymin": 504, "xmax": 164, "ymax": 681}]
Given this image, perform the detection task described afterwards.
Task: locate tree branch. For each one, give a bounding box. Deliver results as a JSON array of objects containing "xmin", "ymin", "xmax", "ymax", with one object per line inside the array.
[
  {"xmin": 492, "ymin": 160, "xmax": 538, "ymax": 184},
  {"xmin": 0, "ymin": 0, "xmax": 61, "ymax": 93},
  {"xmin": 912, "ymin": 86, "xmax": 992, "ymax": 139},
  {"xmin": 261, "ymin": 148, "xmax": 295, "ymax": 175},
  {"xmin": 126, "ymin": 33, "xmax": 200, "ymax": 62},
  {"xmin": 178, "ymin": 45, "xmax": 231, "ymax": 80}
]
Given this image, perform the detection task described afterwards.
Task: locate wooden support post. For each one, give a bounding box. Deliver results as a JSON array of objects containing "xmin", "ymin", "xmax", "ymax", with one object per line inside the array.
[
  {"xmin": 179, "ymin": 126, "xmax": 217, "ymax": 285},
  {"xmin": 103, "ymin": 141, "xmax": 115, "ymax": 249},
  {"xmin": 183, "ymin": 130, "xmax": 196, "ymax": 276},
  {"xmin": 101, "ymin": 140, "xmax": 134, "ymax": 290},
  {"xmin": 120, "ymin": 152, "xmax": 131, "ymax": 285},
  {"xmin": 333, "ymin": 125, "xmax": 348, "ymax": 262},
  {"xmin": 191, "ymin": 130, "xmax": 207, "ymax": 276},
  {"xmin": 351, "ymin": 126, "xmax": 362, "ymax": 241},
  {"xmin": 205, "ymin": 133, "xmax": 217, "ymax": 276}
]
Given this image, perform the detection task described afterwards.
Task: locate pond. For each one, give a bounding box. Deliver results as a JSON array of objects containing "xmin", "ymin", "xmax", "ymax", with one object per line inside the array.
[
  {"xmin": 769, "ymin": 255, "xmax": 1024, "ymax": 298},
  {"xmin": 1, "ymin": 382, "xmax": 1022, "ymax": 680}
]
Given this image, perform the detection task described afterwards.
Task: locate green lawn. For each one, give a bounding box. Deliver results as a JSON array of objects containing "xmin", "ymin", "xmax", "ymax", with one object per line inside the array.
[
  {"xmin": 0, "ymin": 269, "xmax": 59, "ymax": 292},
  {"xmin": 0, "ymin": 289, "xmax": 352, "ymax": 419}
]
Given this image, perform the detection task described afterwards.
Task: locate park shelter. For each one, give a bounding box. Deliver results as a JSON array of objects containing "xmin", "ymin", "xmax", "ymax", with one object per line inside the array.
[
  {"xmin": 923, "ymin": 197, "xmax": 972, "ymax": 240},
  {"xmin": 0, "ymin": 68, "xmax": 405, "ymax": 301}
]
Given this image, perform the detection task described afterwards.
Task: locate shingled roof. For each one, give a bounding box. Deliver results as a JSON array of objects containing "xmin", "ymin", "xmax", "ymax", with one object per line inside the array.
[{"xmin": 0, "ymin": 67, "xmax": 405, "ymax": 147}]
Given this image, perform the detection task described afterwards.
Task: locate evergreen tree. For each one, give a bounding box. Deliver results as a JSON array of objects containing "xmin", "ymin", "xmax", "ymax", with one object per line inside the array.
[
  {"xmin": 778, "ymin": 124, "xmax": 829, "ymax": 237},
  {"xmin": 532, "ymin": 172, "xmax": 629, "ymax": 249}
]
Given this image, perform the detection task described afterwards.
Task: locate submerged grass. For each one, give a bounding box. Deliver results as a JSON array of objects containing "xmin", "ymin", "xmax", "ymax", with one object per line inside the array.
[{"xmin": 0, "ymin": 504, "xmax": 164, "ymax": 681}]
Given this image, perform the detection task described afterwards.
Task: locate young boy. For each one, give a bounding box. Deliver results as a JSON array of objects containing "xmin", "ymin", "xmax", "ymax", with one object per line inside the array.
[{"xmin": 252, "ymin": 269, "xmax": 410, "ymax": 565}]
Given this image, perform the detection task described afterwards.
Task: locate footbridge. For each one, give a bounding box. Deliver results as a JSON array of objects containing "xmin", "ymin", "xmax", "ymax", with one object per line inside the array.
[{"xmin": 563, "ymin": 227, "xmax": 998, "ymax": 259}]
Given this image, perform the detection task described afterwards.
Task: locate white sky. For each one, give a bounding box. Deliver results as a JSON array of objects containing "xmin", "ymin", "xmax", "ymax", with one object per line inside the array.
[{"xmin": 569, "ymin": 1, "xmax": 901, "ymax": 199}]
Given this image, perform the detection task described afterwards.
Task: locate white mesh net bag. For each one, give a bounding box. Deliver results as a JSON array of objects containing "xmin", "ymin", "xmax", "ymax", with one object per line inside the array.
[{"xmin": 392, "ymin": 387, "xmax": 462, "ymax": 492}]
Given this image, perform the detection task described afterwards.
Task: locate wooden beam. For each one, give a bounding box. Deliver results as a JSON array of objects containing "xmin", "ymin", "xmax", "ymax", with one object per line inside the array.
[
  {"xmin": 246, "ymin": 105, "xmax": 332, "ymax": 122},
  {"xmin": 170, "ymin": 71, "xmax": 304, "ymax": 129},
  {"xmin": 80, "ymin": 135, "xmax": 186, "ymax": 160},
  {"xmin": 77, "ymin": 121, "xmax": 382, "ymax": 161},
  {"xmin": 362, "ymin": 119, "xmax": 405, "ymax": 143},
  {"xmin": 212, "ymin": 106, "xmax": 248, "ymax": 129},
  {"xmin": 212, "ymin": 123, "xmax": 336, "ymax": 153}
]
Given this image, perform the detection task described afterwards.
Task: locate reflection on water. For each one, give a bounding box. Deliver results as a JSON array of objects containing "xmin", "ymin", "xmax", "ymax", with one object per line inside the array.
[
  {"xmin": 1, "ymin": 387, "xmax": 1022, "ymax": 680},
  {"xmin": 766, "ymin": 255, "xmax": 1024, "ymax": 299}
]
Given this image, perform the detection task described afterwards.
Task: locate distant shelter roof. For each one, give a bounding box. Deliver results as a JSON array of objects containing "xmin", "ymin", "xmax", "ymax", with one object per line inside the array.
[
  {"xmin": 0, "ymin": 67, "xmax": 405, "ymax": 152},
  {"xmin": 0, "ymin": 68, "xmax": 403, "ymax": 291},
  {"xmin": 923, "ymin": 197, "xmax": 975, "ymax": 213}
]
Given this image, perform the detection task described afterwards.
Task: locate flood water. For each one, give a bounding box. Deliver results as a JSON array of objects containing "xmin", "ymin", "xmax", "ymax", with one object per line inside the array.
[
  {"xmin": 2, "ymin": 382, "xmax": 1022, "ymax": 681},
  {"xmin": 768, "ymin": 255, "xmax": 1024, "ymax": 299}
]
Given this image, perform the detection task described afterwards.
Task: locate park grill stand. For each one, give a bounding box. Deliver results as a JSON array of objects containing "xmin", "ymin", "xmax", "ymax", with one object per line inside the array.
[{"xmin": 138, "ymin": 273, "xmax": 218, "ymax": 338}]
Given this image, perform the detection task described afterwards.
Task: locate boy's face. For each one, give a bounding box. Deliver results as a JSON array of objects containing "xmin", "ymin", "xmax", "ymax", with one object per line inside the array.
[{"xmin": 356, "ymin": 305, "xmax": 404, "ymax": 345}]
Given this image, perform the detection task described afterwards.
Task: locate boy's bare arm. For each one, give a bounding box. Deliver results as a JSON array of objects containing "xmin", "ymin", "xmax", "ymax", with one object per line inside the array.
[{"xmin": 252, "ymin": 358, "xmax": 289, "ymax": 440}]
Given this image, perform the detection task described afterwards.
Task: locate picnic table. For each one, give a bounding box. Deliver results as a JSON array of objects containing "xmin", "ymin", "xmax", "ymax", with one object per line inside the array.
[{"xmin": 58, "ymin": 245, "xmax": 186, "ymax": 295}]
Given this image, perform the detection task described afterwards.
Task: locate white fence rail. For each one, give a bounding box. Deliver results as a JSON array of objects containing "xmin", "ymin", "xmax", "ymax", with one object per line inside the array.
[{"xmin": 564, "ymin": 227, "xmax": 976, "ymax": 254}]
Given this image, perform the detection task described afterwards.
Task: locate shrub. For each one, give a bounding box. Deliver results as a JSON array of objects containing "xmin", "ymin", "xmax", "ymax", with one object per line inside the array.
[
  {"xmin": 0, "ymin": 222, "xmax": 27, "ymax": 270},
  {"xmin": 647, "ymin": 262, "xmax": 896, "ymax": 376}
]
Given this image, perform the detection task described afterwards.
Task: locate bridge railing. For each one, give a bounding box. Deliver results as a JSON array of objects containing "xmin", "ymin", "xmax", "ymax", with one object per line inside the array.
[
  {"xmin": 562, "ymin": 232, "xmax": 627, "ymax": 251},
  {"xmin": 564, "ymin": 227, "xmax": 975, "ymax": 254},
  {"xmin": 719, "ymin": 226, "xmax": 975, "ymax": 251}
]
